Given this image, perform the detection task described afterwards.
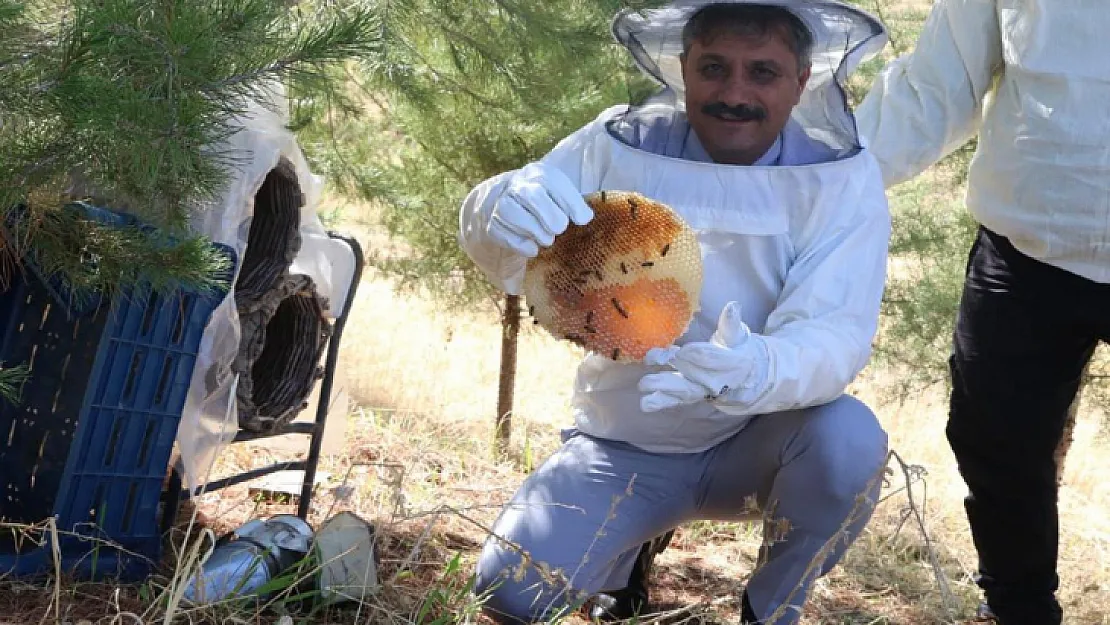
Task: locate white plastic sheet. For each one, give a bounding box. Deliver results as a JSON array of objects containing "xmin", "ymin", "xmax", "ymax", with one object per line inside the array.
[{"xmin": 178, "ymin": 87, "xmax": 356, "ymax": 493}]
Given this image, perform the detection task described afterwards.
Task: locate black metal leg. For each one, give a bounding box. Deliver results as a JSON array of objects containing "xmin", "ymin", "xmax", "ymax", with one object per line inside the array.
[
  {"xmin": 297, "ymin": 232, "xmax": 364, "ymax": 519},
  {"xmin": 199, "ymin": 461, "xmax": 309, "ymax": 492}
]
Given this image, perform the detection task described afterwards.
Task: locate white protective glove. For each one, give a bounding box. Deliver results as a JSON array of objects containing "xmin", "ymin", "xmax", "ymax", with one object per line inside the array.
[
  {"xmin": 485, "ymin": 162, "xmax": 594, "ymax": 257},
  {"xmin": 638, "ymin": 301, "xmax": 770, "ymax": 413}
]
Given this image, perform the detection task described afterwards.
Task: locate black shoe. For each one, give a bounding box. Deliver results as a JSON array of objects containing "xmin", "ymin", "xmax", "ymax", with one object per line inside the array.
[
  {"xmin": 587, "ymin": 530, "xmax": 674, "ymax": 622},
  {"xmin": 971, "ymin": 602, "xmax": 999, "ymax": 623},
  {"xmin": 587, "ymin": 585, "xmax": 649, "ymax": 622},
  {"xmin": 970, "ymin": 597, "xmax": 1067, "ymax": 624}
]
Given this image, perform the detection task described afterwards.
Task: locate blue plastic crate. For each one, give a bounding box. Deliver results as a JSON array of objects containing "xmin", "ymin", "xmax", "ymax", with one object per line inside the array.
[{"xmin": 0, "ymin": 204, "xmax": 236, "ymax": 581}]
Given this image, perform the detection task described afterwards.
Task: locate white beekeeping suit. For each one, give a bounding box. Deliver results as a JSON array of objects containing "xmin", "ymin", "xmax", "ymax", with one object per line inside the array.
[
  {"xmin": 459, "ymin": 0, "xmax": 892, "ymax": 452},
  {"xmin": 854, "ymin": 2, "xmax": 1110, "ymax": 623},
  {"xmin": 856, "ymin": 0, "xmax": 1110, "ymax": 283},
  {"xmin": 459, "ymin": 4, "xmax": 896, "ymax": 623}
]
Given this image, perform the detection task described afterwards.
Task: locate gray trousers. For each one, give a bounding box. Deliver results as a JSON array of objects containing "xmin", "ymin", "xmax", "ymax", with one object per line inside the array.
[{"xmin": 473, "ymin": 395, "xmax": 889, "ymax": 624}]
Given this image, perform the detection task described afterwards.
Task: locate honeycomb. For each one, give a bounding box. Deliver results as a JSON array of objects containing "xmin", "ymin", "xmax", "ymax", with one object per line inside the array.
[{"xmin": 522, "ymin": 190, "xmax": 703, "ymax": 362}]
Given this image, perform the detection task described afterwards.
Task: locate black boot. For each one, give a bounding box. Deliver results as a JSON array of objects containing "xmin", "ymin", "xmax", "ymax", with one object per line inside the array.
[
  {"xmin": 971, "ymin": 602, "xmax": 1000, "ymax": 623},
  {"xmin": 587, "ymin": 530, "xmax": 674, "ymax": 622}
]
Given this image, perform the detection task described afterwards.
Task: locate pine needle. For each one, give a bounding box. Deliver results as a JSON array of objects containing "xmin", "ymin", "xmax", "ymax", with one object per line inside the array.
[{"xmin": 0, "ymin": 364, "xmax": 30, "ymax": 405}]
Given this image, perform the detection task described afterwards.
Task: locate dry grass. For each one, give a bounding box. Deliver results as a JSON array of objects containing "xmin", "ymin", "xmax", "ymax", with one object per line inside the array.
[
  {"xmin": 0, "ymin": 233, "xmax": 1107, "ymax": 625},
  {"xmin": 175, "ymin": 237, "xmax": 1107, "ymax": 625},
  {"xmin": 1, "ymin": 192, "xmax": 1108, "ymax": 624}
]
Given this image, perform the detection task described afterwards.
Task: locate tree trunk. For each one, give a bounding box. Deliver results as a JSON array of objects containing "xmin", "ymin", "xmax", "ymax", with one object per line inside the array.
[{"xmin": 496, "ymin": 293, "xmax": 521, "ymax": 454}]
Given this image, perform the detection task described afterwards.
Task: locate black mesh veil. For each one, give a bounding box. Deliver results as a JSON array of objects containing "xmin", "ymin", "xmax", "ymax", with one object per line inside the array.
[{"xmin": 606, "ymin": 0, "xmax": 887, "ymax": 158}]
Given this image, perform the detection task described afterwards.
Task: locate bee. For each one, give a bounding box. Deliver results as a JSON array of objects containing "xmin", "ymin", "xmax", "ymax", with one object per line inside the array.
[{"xmin": 611, "ymin": 298, "xmax": 629, "ymax": 318}]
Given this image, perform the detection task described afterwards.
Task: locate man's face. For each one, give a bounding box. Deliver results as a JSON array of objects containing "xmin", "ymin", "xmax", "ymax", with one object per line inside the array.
[{"xmin": 680, "ymin": 27, "xmax": 810, "ymax": 165}]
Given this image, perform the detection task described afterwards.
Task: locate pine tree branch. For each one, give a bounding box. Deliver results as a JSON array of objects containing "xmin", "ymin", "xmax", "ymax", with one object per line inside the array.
[
  {"xmin": 2, "ymin": 202, "xmax": 232, "ymax": 300},
  {"xmin": 363, "ymin": 38, "xmax": 507, "ymax": 111},
  {"xmin": 302, "ymin": 0, "xmax": 658, "ymax": 309},
  {"xmin": 0, "ymin": 0, "xmax": 383, "ymax": 294},
  {"xmin": 0, "ymin": 365, "xmax": 30, "ymax": 406}
]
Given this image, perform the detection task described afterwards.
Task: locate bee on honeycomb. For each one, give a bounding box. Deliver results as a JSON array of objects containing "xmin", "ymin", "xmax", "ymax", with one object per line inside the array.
[{"xmin": 522, "ymin": 190, "xmax": 703, "ymax": 362}]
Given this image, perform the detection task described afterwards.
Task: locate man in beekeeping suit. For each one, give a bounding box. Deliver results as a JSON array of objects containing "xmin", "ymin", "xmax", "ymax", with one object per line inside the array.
[
  {"xmin": 458, "ymin": 2, "xmax": 892, "ymax": 623},
  {"xmin": 855, "ymin": 2, "xmax": 1110, "ymax": 624}
]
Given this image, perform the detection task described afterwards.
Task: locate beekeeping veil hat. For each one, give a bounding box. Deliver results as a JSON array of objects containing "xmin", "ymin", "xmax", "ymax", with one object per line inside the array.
[{"xmin": 609, "ymin": 0, "xmax": 887, "ymax": 156}]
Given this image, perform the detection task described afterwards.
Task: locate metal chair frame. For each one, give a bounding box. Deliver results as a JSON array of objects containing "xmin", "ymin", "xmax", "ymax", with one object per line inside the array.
[{"xmin": 162, "ymin": 231, "xmax": 363, "ymax": 529}]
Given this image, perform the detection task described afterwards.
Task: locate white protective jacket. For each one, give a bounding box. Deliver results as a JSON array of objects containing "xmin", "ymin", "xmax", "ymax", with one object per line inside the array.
[
  {"xmin": 459, "ymin": 0, "xmax": 892, "ymax": 453},
  {"xmin": 856, "ymin": 0, "xmax": 1110, "ymax": 284}
]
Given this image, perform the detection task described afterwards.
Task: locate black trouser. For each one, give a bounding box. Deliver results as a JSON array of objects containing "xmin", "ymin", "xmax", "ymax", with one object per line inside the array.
[{"xmin": 946, "ymin": 226, "xmax": 1109, "ymax": 625}]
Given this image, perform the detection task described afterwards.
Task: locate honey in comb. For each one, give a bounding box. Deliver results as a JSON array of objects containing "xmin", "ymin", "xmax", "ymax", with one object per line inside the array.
[{"xmin": 522, "ymin": 190, "xmax": 703, "ymax": 362}]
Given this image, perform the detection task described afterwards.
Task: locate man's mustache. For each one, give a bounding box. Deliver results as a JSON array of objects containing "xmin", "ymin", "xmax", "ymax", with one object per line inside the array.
[{"xmin": 702, "ymin": 102, "xmax": 767, "ymax": 122}]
